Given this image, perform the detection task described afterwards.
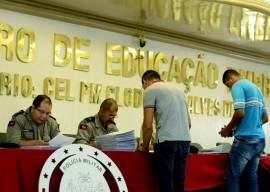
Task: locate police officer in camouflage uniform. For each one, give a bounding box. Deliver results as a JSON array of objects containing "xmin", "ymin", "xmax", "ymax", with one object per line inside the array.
[
  {"xmin": 74, "ymin": 98, "xmax": 119, "ymax": 147},
  {"xmin": 6, "ymin": 95, "xmax": 60, "ymax": 146}
]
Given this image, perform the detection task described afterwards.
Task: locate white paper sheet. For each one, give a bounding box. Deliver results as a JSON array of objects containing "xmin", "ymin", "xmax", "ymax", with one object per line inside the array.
[{"xmin": 48, "ymin": 133, "xmax": 76, "ymax": 147}]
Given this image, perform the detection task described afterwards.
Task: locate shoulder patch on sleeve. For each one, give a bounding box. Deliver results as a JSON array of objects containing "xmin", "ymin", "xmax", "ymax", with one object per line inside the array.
[
  {"xmin": 80, "ymin": 124, "xmax": 87, "ymax": 130},
  {"xmin": 8, "ymin": 121, "xmax": 16, "ymax": 127},
  {"xmin": 12, "ymin": 110, "xmax": 24, "ymax": 117}
]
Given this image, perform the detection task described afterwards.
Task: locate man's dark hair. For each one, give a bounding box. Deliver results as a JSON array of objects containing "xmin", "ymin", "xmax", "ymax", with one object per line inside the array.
[
  {"xmin": 32, "ymin": 95, "xmax": 52, "ymax": 108},
  {"xmin": 142, "ymin": 70, "xmax": 161, "ymax": 84},
  {"xmin": 222, "ymin": 69, "xmax": 240, "ymax": 84},
  {"xmin": 100, "ymin": 98, "xmax": 118, "ymax": 111}
]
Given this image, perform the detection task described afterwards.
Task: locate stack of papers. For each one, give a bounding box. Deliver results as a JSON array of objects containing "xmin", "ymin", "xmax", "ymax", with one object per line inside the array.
[
  {"xmin": 95, "ymin": 130, "xmax": 136, "ymax": 151},
  {"xmin": 198, "ymin": 145, "xmax": 223, "ymax": 154}
]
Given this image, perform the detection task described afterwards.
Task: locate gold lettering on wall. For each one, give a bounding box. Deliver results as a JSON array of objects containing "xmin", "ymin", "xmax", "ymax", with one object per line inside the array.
[
  {"xmin": 168, "ymin": 56, "xmax": 181, "ymax": 83},
  {"xmin": 105, "ymin": 44, "xmax": 218, "ymax": 90},
  {"xmin": 54, "ymin": 34, "xmax": 72, "ymax": 67},
  {"xmin": 122, "ymin": 47, "xmax": 137, "ymax": 77},
  {"xmin": 156, "ymin": 0, "xmax": 169, "ymax": 19},
  {"xmin": 172, "ymin": 0, "xmax": 181, "ymax": 21},
  {"xmin": 194, "ymin": 54, "xmax": 206, "ymax": 87},
  {"xmin": 44, "ymin": 77, "xmax": 75, "ymax": 101},
  {"xmin": 198, "ymin": 2, "xmax": 209, "ymax": 32},
  {"xmin": 229, "ymin": 6, "xmax": 241, "ymax": 37},
  {"xmin": 209, "ymin": 3, "xmax": 223, "ymax": 29},
  {"xmin": 54, "ymin": 34, "xmax": 90, "ymax": 71},
  {"xmin": 0, "ymin": 72, "xmax": 11, "ymax": 95},
  {"xmin": 106, "ymin": 86, "xmax": 143, "ymax": 107},
  {"xmin": 255, "ymin": 13, "xmax": 267, "ymax": 41},
  {"xmin": 253, "ymin": 72, "xmax": 263, "ymax": 91},
  {"xmin": 106, "ymin": 44, "xmax": 122, "ymax": 75},
  {"xmin": 65, "ymin": 79, "xmax": 75, "ymax": 101},
  {"xmin": 0, "ymin": 23, "xmax": 14, "ymax": 61},
  {"xmin": 122, "ymin": 1, "xmax": 270, "ymax": 42},
  {"xmin": 137, "ymin": 50, "xmax": 154, "ymax": 77},
  {"xmin": 55, "ymin": 78, "xmax": 75, "ymax": 100},
  {"xmin": 44, "ymin": 77, "xmax": 54, "ymax": 97},
  {"xmin": 200, "ymin": 97, "xmax": 207, "ymax": 115},
  {"xmin": 73, "ymin": 37, "xmax": 90, "ymax": 71},
  {"xmin": 133, "ymin": 88, "xmax": 143, "ymax": 108},
  {"xmin": 106, "ymin": 86, "xmax": 119, "ymax": 105},
  {"xmin": 21, "ymin": 75, "xmax": 32, "ymax": 97},
  {"xmin": 123, "ymin": 88, "xmax": 132, "ymax": 107},
  {"xmin": 14, "ymin": 74, "xmax": 19, "ymax": 96},
  {"xmin": 213, "ymin": 99, "xmax": 221, "ymax": 115},
  {"xmin": 263, "ymin": 74, "xmax": 270, "ymax": 97},
  {"xmin": 223, "ymin": 101, "xmax": 233, "ymax": 117},
  {"xmin": 154, "ymin": 52, "xmax": 168, "ymax": 79},
  {"xmin": 181, "ymin": 58, "xmax": 194, "ymax": 85},
  {"xmin": 0, "ymin": 72, "xmax": 35, "ymax": 96},
  {"xmin": 137, "ymin": 49, "xmax": 145, "ymax": 77},
  {"xmin": 187, "ymin": 95, "xmax": 222, "ymax": 116},
  {"xmin": 55, "ymin": 78, "xmax": 65, "ymax": 100},
  {"xmin": 238, "ymin": 69, "xmax": 270, "ymax": 97},
  {"xmin": 16, "ymin": 28, "xmax": 35, "ymax": 62},
  {"xmin": 207, "ymin": 63, "xmax": 218, "ymax": 89},
  {"xmin": 79, "ymin": 82, "xmax": 102, "ymax": 103}
]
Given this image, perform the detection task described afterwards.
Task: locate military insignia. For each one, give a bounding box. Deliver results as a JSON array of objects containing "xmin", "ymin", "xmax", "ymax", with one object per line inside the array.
[
  {"xmin": 12, "ymin": 110, "xmax": 24, "ymax": 117},
  {"xmin": 8, "ymin": 121, "xmax": 15, "ymax": 127},
  {"xmin": 85, "ymin": 116, "xmax": 95, "ymax": 122},
  {"xmin": 49, "ymin": 115, "xmax": 56, "ymax": 120},
  {"xmin": 108, "ymin": 120, "xmax": 116, "ymax": 125},
  {"xmin": 80, "ymin": 124, "xmax": 87, "ymax": 130}
]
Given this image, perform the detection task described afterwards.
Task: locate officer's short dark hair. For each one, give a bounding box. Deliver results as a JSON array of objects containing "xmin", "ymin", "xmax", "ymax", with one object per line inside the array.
[
  {"xmin": 100, "ymin": 98, "xmax": 118, "ymax": 111},
  {"xmin": 32, "ymin": 95, "xmax": 52, "ymax": 108},
  {"xmin": 142, "ymin": 70, "xmax": 161, "ymax": 84},
  {"xmin": 222, "ymin": 69, "xmax": 240, "ymax": 84}
]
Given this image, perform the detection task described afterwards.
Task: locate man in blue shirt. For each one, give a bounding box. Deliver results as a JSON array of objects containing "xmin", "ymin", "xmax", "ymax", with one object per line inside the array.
[{"xmin": 220, "ymin": 69, "xmax": 268, "ymax": 192}]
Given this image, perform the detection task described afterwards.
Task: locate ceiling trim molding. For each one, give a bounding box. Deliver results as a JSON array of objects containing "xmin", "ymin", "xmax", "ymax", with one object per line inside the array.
[
  {"xmin": 1, "ymin": 0, "xmax": 270, "ymax": 65},
  {"xmin": 207, "ymin": 0, "xmax": 270, "ymax": 15}
]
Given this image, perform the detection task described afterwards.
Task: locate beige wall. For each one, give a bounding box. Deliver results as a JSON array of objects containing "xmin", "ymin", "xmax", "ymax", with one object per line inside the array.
[{"xmin": 1, "ymin": 9, "xmax": 270, "ymax": 153}]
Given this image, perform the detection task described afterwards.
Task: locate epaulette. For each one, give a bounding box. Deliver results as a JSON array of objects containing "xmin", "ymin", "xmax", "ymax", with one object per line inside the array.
[
  {"xmin": 108, "ymin": 120, "xmax": 116, "ymax": 125},
  {"xmin": 49, "ymin": 115, "xmax": 56, "ymax": 121},
  {"xmin": 12, "ymin": 110, "xmax": 24, "ymax": 117},
  {"xmin": 85, "ymin": 116, "xmax": 95, "ymax": 122}
]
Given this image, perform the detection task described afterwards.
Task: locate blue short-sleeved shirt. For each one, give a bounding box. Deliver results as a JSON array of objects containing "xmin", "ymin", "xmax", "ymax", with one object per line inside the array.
[{"xmin": 231, "ymin": 79, "xmax": 267, "ymax": 138}]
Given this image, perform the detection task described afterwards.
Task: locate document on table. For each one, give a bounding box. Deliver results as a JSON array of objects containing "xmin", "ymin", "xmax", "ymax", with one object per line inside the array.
[
  {"xmin": 48, "ymin": 133, "xmax": 76, "ymax": 147},
  {"xmin": 20, "ymin": 134, "xmax": 76, "ymax": 149}
]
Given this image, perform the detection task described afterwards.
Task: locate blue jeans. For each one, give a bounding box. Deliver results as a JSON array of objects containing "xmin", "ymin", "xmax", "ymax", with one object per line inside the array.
[
  {"xmin": 224, "ymin": 136, "xmax": 265, "ymax": 192},
  {"xmin": 154, "ymin": 141, "xmax": 190, "ymax": 192}
]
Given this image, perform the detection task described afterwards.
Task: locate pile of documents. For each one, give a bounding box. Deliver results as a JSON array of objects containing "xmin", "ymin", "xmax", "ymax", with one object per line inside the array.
[
  {"xmin": 198, "ymin": 145, "xmax": 223, "ymax": 154},
  {"xmin": 95, "ymin": 130, "xmax": 136, "ymax": 151}
]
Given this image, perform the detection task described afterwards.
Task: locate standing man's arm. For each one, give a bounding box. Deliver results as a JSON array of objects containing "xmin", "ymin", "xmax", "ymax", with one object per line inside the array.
[
  {"xmin": 220, "ymin": 108, "xmax": 244, "ymax": 137},
  {"xmin": 188, "ymin": 113, "xmax": 191, "ymax": 129},
  {"xmin": 142, "ymin": 107, "xmax": 154, "ymax": 153},
  {"xmin": 262, "ymin": 113, "xmax": 268, "ymax": 124}
]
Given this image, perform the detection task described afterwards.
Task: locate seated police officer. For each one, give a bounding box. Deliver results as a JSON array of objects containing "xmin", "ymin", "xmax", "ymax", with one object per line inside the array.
[
  {"xmin": 74, "ymin": 98, "xmax": 119, "ymax": 147},
  {"xmin": 6, "ymin": 95, "xmax": 60, "ymax": 146}
]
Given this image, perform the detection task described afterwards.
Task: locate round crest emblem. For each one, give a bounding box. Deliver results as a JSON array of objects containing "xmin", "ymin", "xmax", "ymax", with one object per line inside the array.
[{"xmin": 39, "ymin": 144, "xmax": 128, "ymax": 191}]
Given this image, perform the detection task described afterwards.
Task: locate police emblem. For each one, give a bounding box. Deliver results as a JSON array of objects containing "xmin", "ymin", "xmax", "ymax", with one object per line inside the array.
[{"xmin": 38, "ymin": 144, "xmax": 128, "ymax": 191}]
